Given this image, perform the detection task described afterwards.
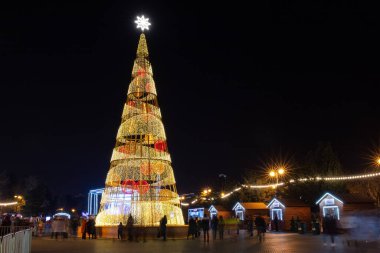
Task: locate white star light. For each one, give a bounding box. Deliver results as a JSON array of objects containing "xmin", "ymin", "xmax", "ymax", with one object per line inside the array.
[{"xmin": 135, "ymin": 15, "xmax": 151, "ymax": 32}]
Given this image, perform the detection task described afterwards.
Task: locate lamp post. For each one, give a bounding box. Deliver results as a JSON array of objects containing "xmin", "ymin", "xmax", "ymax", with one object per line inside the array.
[{"xmin": 269, "ymin": 167, "xmax": 285, "ymax": 196}]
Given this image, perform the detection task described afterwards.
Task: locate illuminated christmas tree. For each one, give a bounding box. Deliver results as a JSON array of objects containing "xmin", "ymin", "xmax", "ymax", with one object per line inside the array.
[{"xmin": 96, "ymin": 17, "xmax": 184, "ymax": 226}]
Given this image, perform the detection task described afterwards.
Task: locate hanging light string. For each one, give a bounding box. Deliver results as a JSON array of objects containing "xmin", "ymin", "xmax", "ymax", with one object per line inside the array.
[{"xmin": 180, "ymin": 171, "xmax": 380, "ymax": 205}]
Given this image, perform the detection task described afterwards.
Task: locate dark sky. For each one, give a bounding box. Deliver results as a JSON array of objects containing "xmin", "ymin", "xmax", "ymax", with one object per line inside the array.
[{"xmin": 1, "ymin": 1, "xmax": 379, "ymax": 195}]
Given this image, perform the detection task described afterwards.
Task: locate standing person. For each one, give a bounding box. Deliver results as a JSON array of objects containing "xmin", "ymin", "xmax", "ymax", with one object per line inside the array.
[
  {"xmin": 127, "ymin": 214, "xmax": 134, "ymax": 241},
  {"xmin": 51, "ymin": 218, "xmax": 57, "ymax": 239},
  {"xmin": 81, "ymin": 218, "xmax": 87, "ymax": 240},
  {"xmin": 211, "ymin": 215, "xmax": 219, "ymax": 240},
  {"xmin": 273, "ymin": 214, "xmax": 279, "ymax": 232},
  {"xmin": 218, "ymin": 216, "xmax": 225, "ymax": 240},
  {"xmin": 202, "ymin": 214, "xmax": 210, "ymax": 243},
  {"xmin": 322, "ymin": 214, "xmax": 337, "ymax": 247},
  {"xmin": 187, "ymin": 217, "xmax": 196, "ymax": 240},
  {"xmin": 70, "ymin": 216, "xmax": 79, "ymax": 238},
  {"xmin": 247, "ymin": 216, "xmax": 254, "ymax": 237},
  {"xmin": 254, "ymin": 215, "xmax": 266, "ymax": 243},
  {"xmin": 160, "ymin": 215, "xmax": 167, "ymax": 241},
  {"xmin": 37, "ymin": 219, "xmax": 44, "ymax": 237},
  {"xmin": 117, "ymin": 222, "xmax": 123, "ymax": 240},
  {"xmin": 196, "ymin": 218, "xmax": 202, "ymax": 238},
  {"xmin": 86, "ymin": 217, "xmax": 95, "ymax": 239}
]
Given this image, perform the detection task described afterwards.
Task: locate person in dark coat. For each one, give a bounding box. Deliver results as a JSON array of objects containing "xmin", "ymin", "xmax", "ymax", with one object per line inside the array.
[
  {"xmin": 202, "ymin": 214, "xmax": 210, "ymax": 243},
  {"xmin": 247, "ymin": 216, "xmax": 254, "ymax": 237},
  {"xmin": 254, "ymin": 215, "xmax": 266, "ymax": 242},
  {"xmin": 273, "ymin": 215, "xmax": 279, "ymax": 232},
  {"xmin": 127, "ymin": 214, "xmax": 134, "ymax": 241},
  {"xmin": 187, "ymin": 217, "xmax": 196, "ymax": 239},
  {"xmin": 159, "ymin": 215, "xmax": 167, "ymax": 241},
  {"xmin": 211, "ymin": 215, "xmax": 219, "ymax": 240},
  {"xmin": 218, "ymin": 216, "xmax": 225, "ymax": 240},
  {"xmin": 117, "ymin": 222, "xmax": 123, "ymax": 239},
  {"xmin": 322, "ymin": 214, "xmax": 337, "ymax": 247}
]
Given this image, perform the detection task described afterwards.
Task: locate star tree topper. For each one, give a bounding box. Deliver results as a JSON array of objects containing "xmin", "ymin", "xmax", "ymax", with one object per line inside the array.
[{"xmin": 135, "ymin": 15, "xmax": 151, "ymax": 32}]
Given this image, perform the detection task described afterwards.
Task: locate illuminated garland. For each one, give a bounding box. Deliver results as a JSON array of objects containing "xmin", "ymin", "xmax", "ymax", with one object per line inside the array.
[
  {"xmin": 96, "ymin": 33, "xmax": 184, "ymax": 226},
  {"xmin": 181, "ymin": 171, "xmax": 380, "ymax": 204}
]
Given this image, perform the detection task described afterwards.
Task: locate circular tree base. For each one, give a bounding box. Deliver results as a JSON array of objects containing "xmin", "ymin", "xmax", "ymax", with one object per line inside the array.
[{"xmin": 94, "ymin": 225, "xmax": 188, "ymax": 240}]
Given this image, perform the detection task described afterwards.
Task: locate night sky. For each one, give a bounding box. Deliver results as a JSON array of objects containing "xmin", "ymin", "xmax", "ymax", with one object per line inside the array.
[{"xmin": 1, "ymin": 1, "xmax": 379, "ymax": 195}]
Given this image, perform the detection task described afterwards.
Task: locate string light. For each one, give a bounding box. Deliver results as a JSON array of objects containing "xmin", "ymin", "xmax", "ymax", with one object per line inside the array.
[{"xmin": 180, "ymin": 171, "xmax": 380, "ymax": 205}]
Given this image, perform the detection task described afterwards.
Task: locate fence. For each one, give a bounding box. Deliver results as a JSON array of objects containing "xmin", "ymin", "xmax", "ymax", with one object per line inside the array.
[{"xmin": 0, "ymin": 228, "xmax": 32, "ymax": 253}]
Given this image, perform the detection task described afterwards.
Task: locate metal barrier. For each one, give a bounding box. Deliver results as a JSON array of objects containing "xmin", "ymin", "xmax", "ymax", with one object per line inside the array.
[
  {"xmin": 0, "ymin": 227, "xmax": 31, "ymax": 237},
  {"xmin": 0, "ymin": 229, "xmax": 32, "ymax": 253}
]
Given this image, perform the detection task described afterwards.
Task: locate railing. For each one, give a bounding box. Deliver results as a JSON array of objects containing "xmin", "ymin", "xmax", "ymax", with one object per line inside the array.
[
  {"xmin": 0, "ymin": 227, "xmax": 31, "ymax": 238},
  {"xmin": 0, "ymin": 228, "xmax": 32, "ymax": 253}
]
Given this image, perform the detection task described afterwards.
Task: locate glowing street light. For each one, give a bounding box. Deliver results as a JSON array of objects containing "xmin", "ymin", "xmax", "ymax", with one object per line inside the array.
[
  {"xmin": 376, "ymin": 157, "xmax": 380, "ymax": 166},
  {"xmin": 269, "ymin": 167, "xmax": 286, "ymax": 186}
]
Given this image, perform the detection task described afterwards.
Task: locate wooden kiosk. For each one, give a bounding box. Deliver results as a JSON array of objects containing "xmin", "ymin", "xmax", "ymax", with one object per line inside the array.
[{"xmin": 267, "ymin": 198, "xmax": 311, "ymax": 231}]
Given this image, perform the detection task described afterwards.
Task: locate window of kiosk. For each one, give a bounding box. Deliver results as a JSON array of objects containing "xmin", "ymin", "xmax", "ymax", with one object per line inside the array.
[
  {"xmin": 236, "ymin": 210, "xmax": 244, "ymax": 220},
  {"xmin": 323, "ymin": 206, "xmax": 340, "ymax": 220},
  {"xmin": 271, "ymin": 209, "xmax": 283, "ymax": 220}
]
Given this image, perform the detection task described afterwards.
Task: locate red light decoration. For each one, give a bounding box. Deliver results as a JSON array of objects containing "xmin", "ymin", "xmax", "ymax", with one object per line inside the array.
[
  {"xmin": 137, "ymin": 68, "xmax": 146, "ymax": 76},
  {"xmin": 127, "ymin": 101, "xmax": 137, "ymax": 107},
  {"xmin": 154, "ymin": 140, "xmax": 167, "ymax": 152},
  {"xmin": 145, "ymin": 83, "xmax": 152, "ymax": 92},
  {"xmin": 121, "ymin": 180, "xmax": 136, "ymax": 194},
  {"xmin": 117, "ymin": 145, "xmax": 136, "ymax": 155},
  {"xmin": 133, "ymin": 180, "xmax": 150, "ymax": 194}
]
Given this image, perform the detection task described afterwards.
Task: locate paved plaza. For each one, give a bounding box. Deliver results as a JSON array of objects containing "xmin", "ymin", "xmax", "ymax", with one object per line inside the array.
[{"xmin": 32, "ymin": 232, "xmax": 379, "ymax": 253}]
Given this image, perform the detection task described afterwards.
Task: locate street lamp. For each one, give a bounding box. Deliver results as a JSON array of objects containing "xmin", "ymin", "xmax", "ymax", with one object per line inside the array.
[
  {"xmin": 269, "ymin": 167, "xmax": 286, "ymax": 186},
  {"xmin": 376, "ymin": 157, "xmax": 380, "ymax": 166}
]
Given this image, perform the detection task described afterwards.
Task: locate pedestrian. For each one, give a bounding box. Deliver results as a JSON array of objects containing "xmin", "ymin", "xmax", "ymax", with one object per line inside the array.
[
  {"xmin": 38, "ymin": 219, "xmax": 44, "ymax": 237},
  {"xmin": 218, "ymin": 216, "xmax": 225, "ymax": 240},
  {"xmin": 273, "ymin": 214, "xmax": 279, "ymax": 232},
  {"xmin": 86, "ymin": 217, "xmax": 96, "ymax": 239},
  {"xmin": 81, "ymin": 218, "xmax": 87, "ymax": 240},
  {"xmin": 187, "ymin": 217, "xmax": 196, "ymax": 240},
  {"xmin": 127, "ymin": 214, "xmax": 134, "ymax": 241},
  {"xmin": 70, "ymin": 216, "xmax": 79, "ymax": 238},
  {"xmin": 247, "ymin": 216, "xmax": 254, "ymax": 237},
  {"xmin": 254, "ymin": 215, "xmax": 266, "ymax": 242},
  {"xmin": 117, "ymin": 222, "xmax": 123, "ymax": 239},
  {"xmin": 160, "ymin": 215, "xmax": 167, "ymax": 241},
  {"xmin": 51, "ymin": 218, "xmax": 57, "ymax": 239},
  {"xmin": 211, "ymin": 215, "xmax": 218, "ymax": 240},
  {"xmin": 202, "ymin": 214, "xmax": 210, "ymax": 243},
  {"xmin": 322, "ymin": 214, "xmax": 337, "ymax": 247},
  {"xmin": 196, "ymin": 218, "xmax": 202, "ymax": 238}
]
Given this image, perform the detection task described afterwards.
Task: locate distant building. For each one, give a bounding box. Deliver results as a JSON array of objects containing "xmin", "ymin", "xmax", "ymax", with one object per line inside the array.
[
  {"xmin": 88, "ymin": 188, "xmax": 104, "ymax": 215},
  {"xmin": 316, "ymin": 192, "xmax": 375, "ymax": 220},
  {"xmin": 267, "ymin": 198, "xmax": 311, "ymax": 231},
  {"xmin": 232, "ymin": 202, "xmax": 268, "ymax": 220},
  {"xmin": 208, "ymin": 205, "xmax": 232, "ymax": 219}
]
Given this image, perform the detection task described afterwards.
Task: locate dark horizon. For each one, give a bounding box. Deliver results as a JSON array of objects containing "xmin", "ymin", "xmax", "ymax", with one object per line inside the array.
[{"xmin": 1, "ymin": 1, "xmax": 379, "ymax": 195}]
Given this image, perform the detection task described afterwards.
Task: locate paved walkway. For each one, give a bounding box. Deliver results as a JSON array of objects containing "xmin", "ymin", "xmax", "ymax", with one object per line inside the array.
[{"xmin": 32, "ymin": 232, "xmax": 379, "ymax": 253}]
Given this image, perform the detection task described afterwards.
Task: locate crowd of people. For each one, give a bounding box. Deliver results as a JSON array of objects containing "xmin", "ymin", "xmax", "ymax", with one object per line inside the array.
[
  {"xmin": 186, "ymin": 214, "xmax": 268, "ymax": 243},
  {"xmin": 1, "ymin": 211, "xmax": 341, "ymax": 247}
]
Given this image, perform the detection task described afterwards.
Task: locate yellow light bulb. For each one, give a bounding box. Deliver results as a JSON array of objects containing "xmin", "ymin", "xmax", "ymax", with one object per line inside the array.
[
  {"xmin": 278, "ymin": 168, "xmax": 285, "ymax": 175},
  {"xmin": 269, "ymin": 171, "xmax": 276, "ymax": 177}
]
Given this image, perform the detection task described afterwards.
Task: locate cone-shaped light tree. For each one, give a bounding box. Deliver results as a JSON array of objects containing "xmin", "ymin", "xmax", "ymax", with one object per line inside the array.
[{"xmin": 96, "ymin": 17, "xmax": 184, "ymax": 226}]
